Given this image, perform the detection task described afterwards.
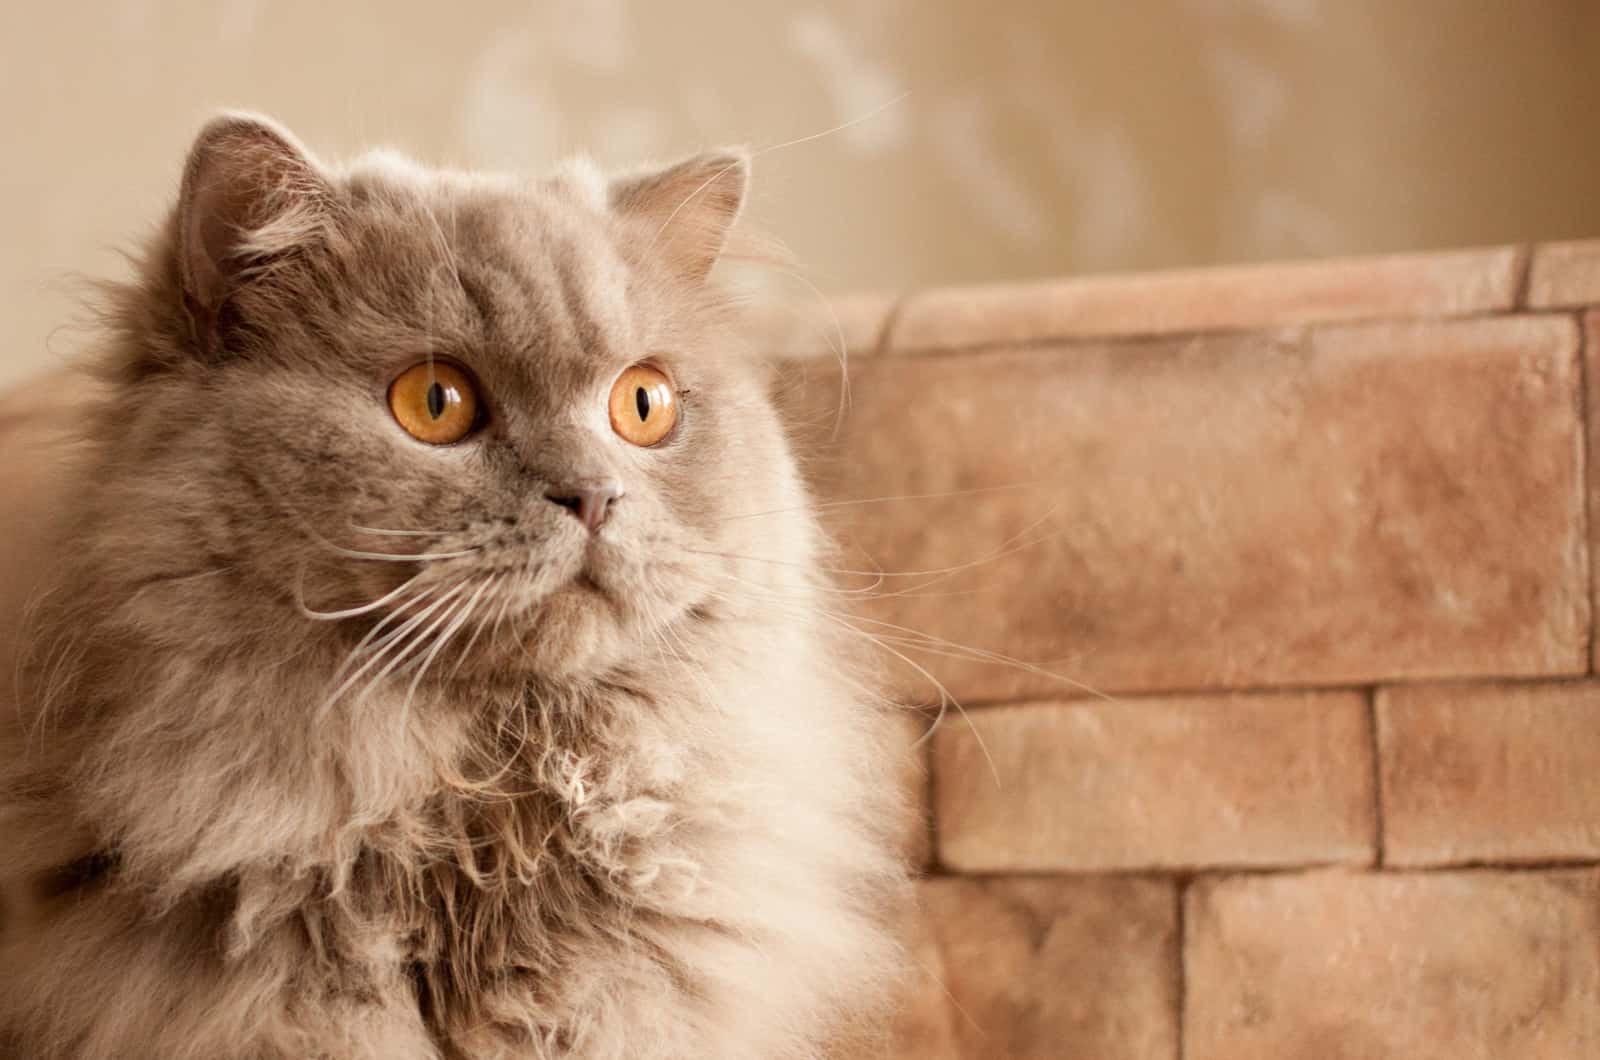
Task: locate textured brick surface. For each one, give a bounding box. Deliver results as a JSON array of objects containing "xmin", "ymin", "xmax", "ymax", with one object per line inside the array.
[
  {"xmin": 890, "ymin": 247, "xmax": 1522, "ymax": 353},
  {"xmin": 933, "ymin": 694, "xmax": 1373, "ymax": 872},
  {"xmin": 1186, "ymin": 869, "xmax": 1600, "ymax": 1060},
  {"xmin": 889, "ymin": 877, "xmax": 1179, "ymax": 1060},
  {"xmin": 787, "ymin": 315, "xmax": 1587, "ymax": 703},
  {"xmin": 1529, "ymin": 240, "xmax": 1600, "ymax": 309},
  {"xmin": 1379, "ymin": 680, "xmax": 1600, "ymax": 866}
]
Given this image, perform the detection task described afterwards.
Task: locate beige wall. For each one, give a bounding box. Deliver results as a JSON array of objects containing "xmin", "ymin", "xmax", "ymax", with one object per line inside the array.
[{"xmin": 4, "ymin": 0, "xmax": 1599, "ymax": 386}]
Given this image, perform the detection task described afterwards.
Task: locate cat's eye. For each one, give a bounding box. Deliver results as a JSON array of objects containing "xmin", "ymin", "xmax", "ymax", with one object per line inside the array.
[
  {"xmin": 608, "ymin": 364, "xmax": 678, "ymax": 447},
  {"xmin": 388, "ymin": 361, "xmax": 479, "ymax": 445}
]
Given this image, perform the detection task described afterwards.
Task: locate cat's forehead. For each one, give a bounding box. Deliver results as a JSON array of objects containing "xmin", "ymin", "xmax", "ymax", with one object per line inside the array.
[{"xmin": 339, "ymin": 157, "xmax": 649, "ymax": 388}]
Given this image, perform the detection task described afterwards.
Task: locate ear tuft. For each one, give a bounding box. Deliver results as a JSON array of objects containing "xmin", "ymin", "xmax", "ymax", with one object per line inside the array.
[
  {"xmin": 610, "ymin": 150, "xmax": 750, "ymax": 284},
  {"xmin": 177, "ymin": 112, "xmax": 329, "ymax": 352}
]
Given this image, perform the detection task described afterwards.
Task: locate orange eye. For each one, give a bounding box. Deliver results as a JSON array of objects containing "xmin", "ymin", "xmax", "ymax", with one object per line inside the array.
[
  {"xmin": 388, "ymin": 361, "xmax": 479, "ymax": 445},
  {"xmin": 609, "ymin": 364, "xmax": 678, "ymax": 447}
]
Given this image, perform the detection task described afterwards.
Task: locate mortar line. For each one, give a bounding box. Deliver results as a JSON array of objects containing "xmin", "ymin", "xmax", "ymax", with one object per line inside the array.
[
  {"xmin": 873, "ymin": 290, "xmax": 912, "ymax": 357},
  {"xmin": 1574, "ymin": 310, "xmax": 1597, "ymax": 674},
  {"xmin": 1366, "ymin": 687, "xmax": 1387, "ymax": 868},
  {"xmin": 929, "ymin": 668, "xmax": 1598, "ymax": 715},
  {"xmin": 919, "ymin": 705, "xmax": 940, "ymax": 875},
  {"xmin": 874, "ymin": 305, "xmax": 1573, "ymax": 362},
  {"xmin": 1174, "ymin": 876, "xmax": 1189, "ymax": 1060},
  {"xmin": 1511, "ymin": 242, "xmax": 1535, "ymax": 311},
  {"xmin": 933, "ymin": 859, "xmax": 1600, "ymax": 881}
]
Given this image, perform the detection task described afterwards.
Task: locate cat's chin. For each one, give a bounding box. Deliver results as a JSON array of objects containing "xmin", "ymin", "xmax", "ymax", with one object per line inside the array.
[{"xmin": 510, "ymin": 578, "xmax": 627, "ymax": 678}]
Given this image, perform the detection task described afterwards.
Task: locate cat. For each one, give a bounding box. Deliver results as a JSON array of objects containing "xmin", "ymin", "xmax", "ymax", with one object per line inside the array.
[{"xmin": 0, "ymin": 113, "xmax": 909, "ymax": 1059}]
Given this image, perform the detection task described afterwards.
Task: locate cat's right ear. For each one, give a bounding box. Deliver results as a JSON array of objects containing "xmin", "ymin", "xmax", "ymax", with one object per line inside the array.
[{"xmin": 176, "ymin": 113, "xmax": 330, "ymax": 355}]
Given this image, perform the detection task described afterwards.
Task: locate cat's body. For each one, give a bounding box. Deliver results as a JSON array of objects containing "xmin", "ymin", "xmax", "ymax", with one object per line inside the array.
[{"xmin": 0, "ymin": 116, "xmax": 906, "ymax": 1059}]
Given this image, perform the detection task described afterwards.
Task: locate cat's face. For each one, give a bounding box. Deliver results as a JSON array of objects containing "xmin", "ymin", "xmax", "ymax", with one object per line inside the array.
[{"xmin": 122, "ymin": 115, "xmax": 811, "ymax": 683}]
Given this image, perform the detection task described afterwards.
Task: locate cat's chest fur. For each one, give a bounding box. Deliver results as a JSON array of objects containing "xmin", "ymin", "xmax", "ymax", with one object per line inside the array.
[
  {"xmin": 5, "ymin": 595, "xmax": 902, "ymax": 1059},
  {"xmin": 240, "ymin": 657, "xmax": 839, "ymax": 1055}
]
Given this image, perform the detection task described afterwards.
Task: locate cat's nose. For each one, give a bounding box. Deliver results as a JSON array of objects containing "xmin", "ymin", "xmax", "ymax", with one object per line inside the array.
[{"xmin": 546, "ymin": 479, "xmax": 624, "ymax": 533}]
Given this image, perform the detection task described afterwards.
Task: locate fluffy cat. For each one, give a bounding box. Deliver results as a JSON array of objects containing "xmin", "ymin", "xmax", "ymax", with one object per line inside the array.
[{"xmin": 0, "ymin": 114, "xmax": 908, "ymax": 1059}]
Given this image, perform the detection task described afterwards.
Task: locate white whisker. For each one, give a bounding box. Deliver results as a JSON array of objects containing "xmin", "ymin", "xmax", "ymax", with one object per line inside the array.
[
  {"xmin": 720, "ymin": 482, "xmax": 1047, "ymax": 523},
  {"xmin": 403, "ymin": 577, "xmax": 494, "ymax": 713},
  {"xmin": 447, "ymin": 572, "xmax": 510, "ymax": 682},
  {"xmin": 296, "ymin": 567, "xmax": 425, "ymax": 621},
  {"xmin": 348, "ymin": 523, "xmax": 466, "ymax": 538},
  {"xmin": 319, "ymin": 582, "xmax": 468, "ymax": 716}
]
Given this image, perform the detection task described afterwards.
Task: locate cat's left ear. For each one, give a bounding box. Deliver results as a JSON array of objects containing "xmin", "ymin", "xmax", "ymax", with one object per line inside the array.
[
  {"xmin": 610, "ymin": 150, "xmax": 750, "ymax": 284},
  {"xmin": 176, "ymin": 113, "xmax": 332, "ymax": 353}
]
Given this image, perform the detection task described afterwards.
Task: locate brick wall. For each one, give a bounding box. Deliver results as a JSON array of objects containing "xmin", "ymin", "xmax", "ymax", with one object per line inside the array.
[{"xmin": 764, "ymin": 241, "xmax": 1600, "ymax": 1058}]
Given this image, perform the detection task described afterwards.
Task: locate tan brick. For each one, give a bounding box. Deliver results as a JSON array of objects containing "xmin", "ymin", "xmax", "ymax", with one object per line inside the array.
[
  {"xmin": 1186, "ymin": 869, "xmax": 1600, "ymax": 1060},
  {"xmin": 1529, "ymin": 240, "xmax": 1600, "ymax": 308},
  {"xmin": 783, "ymin": 315, "xmax": 1587, "ymax": 702},
  {"xmin": 885, "ymin": 877, "xmax": 1178, "ymax": 1060},
  {"xmin": 739, "ymin": 290, "xmax": 896, "ymax": 360},
  {"xmin": 933, "ymin": 693, "xmax": 1373, "ymax": 872},
  {"xmin": 1379, "ymin": 680, "xmax": 1600, "ymax": 866},
  {"xmin": 890, "ymin": 247, "xmax": 1521, "ymax": 353}
]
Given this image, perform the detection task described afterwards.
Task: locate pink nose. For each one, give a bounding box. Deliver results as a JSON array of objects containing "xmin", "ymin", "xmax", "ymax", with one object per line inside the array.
[{"xmin": 546, "ymin": 479, "xmax": 624, "ymax": 533}]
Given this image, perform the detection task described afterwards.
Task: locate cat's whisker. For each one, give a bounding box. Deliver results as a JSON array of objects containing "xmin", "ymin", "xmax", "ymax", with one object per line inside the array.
[
  {"xmin": 693, "ymin": 583, "xmax": 982, "ymax": 753},
  {"xmin": 330, "ymin": 580, "xmax": 450, "ymax": 683},
  {"xmin": 644, "ymin": 93, "xmax": 909, "ymax": 272},
  {"xmin": 402, "ymin": 576, "xmax": 496, "ymax": 716},
  {"xmin": 808, "ymin": 609, "xmax": 1002, "ymax": 789},
  {"xmin": 697, "ymin": 502, "xmax": 1065, "ymax": 596},
  {"xmin": 718, "ymin": 482, "xmax": 1049, "ymax": 523},
  {"xmin": 687, "ymin": 530, "xmax": 1052, "ymax": 582},
  {"xmin": 716, "ymin": 570, "xmax": 1113, "ymax": 703},
  {"xmin": 749, "ymin": 91, "xmax": 912, "ymax": 162},
  {"xmin": 847, "ymin": 626, "xmax": 1113, "ymax": 703},
  {"xmin": 349, "ymin": 584, "xmax": 478, "ymax": 716},
  {"xmin": 809, "ymin": 580, "xmax": 988, "ymax": 602},
  {"xmin": 446, "ymin": 573, "xmax": 511, "ymax": 683},
  {"xmin": 295, "ymin": 566, "xmax": 428, "ymax": 622},
  {"xmin": 641, "ymin": 156, "xmax": 749, "ymax": 264},
  {"xmin": 762, "ymin": 265, "xmax": 852, "ymax": 432},
  {"xmin": 319, "ymin": 582, "xmax": 469, "ymax": 717},
  {"xmin": 317, "ymin": 542, "xmax": 484, "ymax": 564},
  {"xmin": 348, "ymin": 523, "xmax": 470, "ymax": 539}
]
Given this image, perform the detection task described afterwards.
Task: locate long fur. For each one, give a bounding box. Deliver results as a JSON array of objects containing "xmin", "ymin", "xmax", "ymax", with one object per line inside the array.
[{"xmin": 0, "ymin": 115, "xmax": 909, "ymax": 1059}]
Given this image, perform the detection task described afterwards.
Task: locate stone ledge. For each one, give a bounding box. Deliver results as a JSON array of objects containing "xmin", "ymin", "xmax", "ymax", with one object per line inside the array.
[
  {"xmin": 884, "ymin": 246, "xmax": 1524, "ymax": 354},
  {"xmin": 1529, "ymin": 239, "xmax": 1600, "ymax": 309}
]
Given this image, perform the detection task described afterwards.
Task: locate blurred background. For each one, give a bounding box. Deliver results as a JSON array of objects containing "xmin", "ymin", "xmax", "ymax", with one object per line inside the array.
[{"xmin": 4, "ymin": 0, "xmax": 1600, "ymax": 387}]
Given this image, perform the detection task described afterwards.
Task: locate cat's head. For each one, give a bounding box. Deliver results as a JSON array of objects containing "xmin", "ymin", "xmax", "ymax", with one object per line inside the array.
[{"xmin": 95, "ymin": 113, "xmax": 816, "ymax": 684}]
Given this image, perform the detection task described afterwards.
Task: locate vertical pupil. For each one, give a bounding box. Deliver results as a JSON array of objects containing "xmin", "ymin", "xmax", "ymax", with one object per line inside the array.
[
  {"xmin": 635, "ymin": 386, "xmax": 651, "ymax": 421},
  {"xmin": 426, "ymin": 382, "xmax": 446, "ymax": 419}
]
